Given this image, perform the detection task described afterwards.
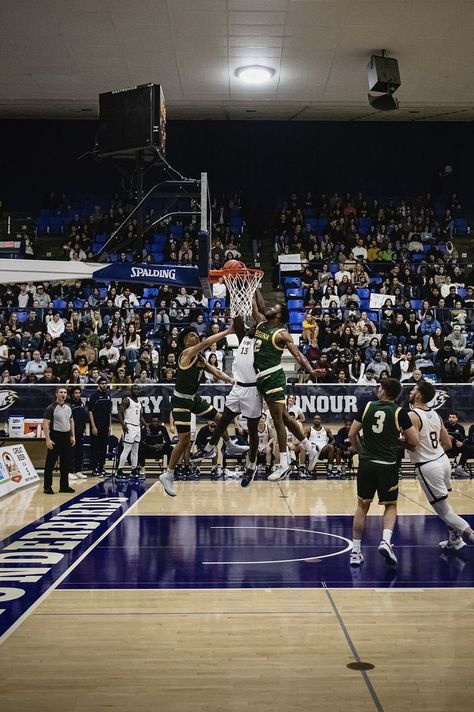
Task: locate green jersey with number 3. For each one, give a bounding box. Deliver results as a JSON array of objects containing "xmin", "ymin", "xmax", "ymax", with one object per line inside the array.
[{"xmin": 360, "ymin": 400, "xmax": 402, "ymax": 464}]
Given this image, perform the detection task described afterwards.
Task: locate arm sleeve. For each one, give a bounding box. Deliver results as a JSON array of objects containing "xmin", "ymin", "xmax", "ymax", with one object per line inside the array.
[
  {"xmin": 43, "ymin": 404, "xmax": 55, "ymax": 420},
  {"xmin": 398, "ymin": 408, "xmax": 413, "ymax": 431}
]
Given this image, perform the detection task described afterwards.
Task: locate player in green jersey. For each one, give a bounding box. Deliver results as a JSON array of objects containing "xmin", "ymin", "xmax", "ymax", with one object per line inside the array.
[
  {"xmin": 159, "ymin": 324, "xmax": 239, "ymax": 496},
  {"xmin": 348, "ymin": 377, "xmax": 419, "ymax": 567},
  {"xmin": 252, "ymin": 290, "xmax": 320, "ymax": 482}
]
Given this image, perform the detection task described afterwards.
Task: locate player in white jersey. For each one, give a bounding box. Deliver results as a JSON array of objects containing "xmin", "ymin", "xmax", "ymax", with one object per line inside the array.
[
  {"xmin": 116, "ymin": 384, "xmax": 149, "ymax": 480},
  {"xmin": 191, "ymin": 317, "xmax": 259, "ymax": 487},
  {"xmin": 408, "ymin": 380, "xmax": 474, "ymax": 551},
  {"xmin": 307, "ymin": 414, "xmax": 342, "ymax": 478}
]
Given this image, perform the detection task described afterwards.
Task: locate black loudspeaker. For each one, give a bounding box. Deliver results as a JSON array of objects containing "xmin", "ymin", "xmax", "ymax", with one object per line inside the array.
[
  {"xmin": 98, "ymin": 84, "xmax": 166, "ymax": 156},
  {"xmin": 367, "ymin": 56, "xmax": 401, "ymax": 94}
]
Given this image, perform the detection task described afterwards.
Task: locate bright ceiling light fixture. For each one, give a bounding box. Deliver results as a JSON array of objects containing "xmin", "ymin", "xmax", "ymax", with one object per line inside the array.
[{"xmin": 235, "ymin": 65, "xmax": 275, "ymax": 84}]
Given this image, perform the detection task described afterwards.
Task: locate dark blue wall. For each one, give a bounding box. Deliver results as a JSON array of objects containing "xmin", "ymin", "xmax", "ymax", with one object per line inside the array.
[{"xmin": 0, "ymin": 119, "xmax": 472, "ymax": 211}]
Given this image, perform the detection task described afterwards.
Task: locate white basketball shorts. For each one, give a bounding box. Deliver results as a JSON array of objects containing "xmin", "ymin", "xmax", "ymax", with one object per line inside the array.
[
  {"xmin": 226, "ymin": 385, "xmax": 262, "ymax": 420},
  {"xmin": 124, "ymin": 423, "xmax": 141, "ymax": 444},
  {"xmin": 415, "ymin": 454, "xmax": 452, "ymax": 504}
]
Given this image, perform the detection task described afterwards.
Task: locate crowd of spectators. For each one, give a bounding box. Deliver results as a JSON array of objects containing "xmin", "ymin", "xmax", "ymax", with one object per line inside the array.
[
  {"xmin": 0, "ymin": 281, "xmax": 235, "ymax": 386},
  {"xmin": 276, "ymin": 190, "xmax": 474, "ymax": 383}
]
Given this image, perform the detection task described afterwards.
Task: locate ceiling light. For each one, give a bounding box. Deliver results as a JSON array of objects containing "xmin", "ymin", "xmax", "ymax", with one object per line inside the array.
[{"xmin": 235, "ymin": 65, "xmax": 275, "ymax": 84}]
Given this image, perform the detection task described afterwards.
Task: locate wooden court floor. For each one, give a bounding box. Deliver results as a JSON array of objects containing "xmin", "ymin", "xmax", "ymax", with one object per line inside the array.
[{"xmin": 1, "ymin": 477, "xmax": 474, "ymax": 712}]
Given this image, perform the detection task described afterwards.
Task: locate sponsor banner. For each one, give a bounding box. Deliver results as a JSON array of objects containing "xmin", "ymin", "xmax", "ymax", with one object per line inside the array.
[
  {"xmin": 93, "ymin": 262, "xmax": 201, "ymax": 287},
  {"xmin": 0, "ymin": 383, "xmax": 463, "ymax": 425},
  {"xmin": 0, "ymin": 445, "xmax": 39, "ymax": 499},
  {"xmin": 0, "ymin": 481, "xmax": 153, "ymax": 641}
]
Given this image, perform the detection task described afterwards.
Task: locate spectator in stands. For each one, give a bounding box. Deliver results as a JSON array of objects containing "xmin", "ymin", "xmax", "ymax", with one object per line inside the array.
[
  {"xmin": 62, "ymin": 322, "xmax": 79, "ymax": 352},
  {"xmin": 98, "ymin": 338, "xmax": 120, "ymax": 367},
  {"xmin": 420, "ymin": 312, "xmax": 442, "ymax": 350},
  {"xmin": 50, "ymin": 350, "xmax": 71, "ymax": 382},
  {"xmin": 47, "ymin": 313, "xmax": 65, "ymax": 340},
  {"xmin": 212, "ymin": 276, "xmax": 227, "ymax": 300},
  {"xmin": 124, "ymin": 323, "xmax": 141, "ymax": 361},
  {"xmin": 24, "ymin": 349, "xmax": 47, "ymax": 379},
  {"xmin": 115, "ymin": 366, "xmax": 132, "ymax": 390},
  {"xmin": 34, "ymin": 284, "xmax": 51, "ymax": 308},
  {"xmin": 134, "ymin": 369, "xmax": 154, "ymax": 385},
  {"xmin": 445, "ymin": 325, "xmax": 473, "ymax": 366},
  {"xmin": 385, "ymin": 313, "xmax": 409, "ymax": 352},
  {"xmin": 302, "ymin": 313, "xmax": 318, "ymax": 344},
  {"xmin": 435, "ymin": 341, "xmax": 462, "ymax": 381},
  {"xmin": 42, "ymin": 366, "xmax": 59, "ymax": 384},
  {"xmin": 367, "ymin": 350, "xmax": 391, "ymax": 379},
  {"xmin": 24, "ymin": 309, "xmax": 43, "ymax": 339},
  {"xmin": 75, "ymin": 338, "xmax": 96, "ymax": 366},
  {"xmin": 15, "ymin": 284, "xmax": 34, "ymax": 309}
]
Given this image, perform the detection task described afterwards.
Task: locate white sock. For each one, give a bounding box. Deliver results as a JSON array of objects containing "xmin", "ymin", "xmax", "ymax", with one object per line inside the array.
[
  {"xmin": 352, "ymin": 539, "xmax": 361, "ymax": 553},
  {"xmin": 383, "ymin": 528, "xmax": 393, "ymax": 544},
  {"xmin": 280, "ymin": 452, "xmax": 289, "ymax": 468},
  {"xmin": 301, "ymin": 437, "xmax": 312, "ymax": 454},
  {"xmin": 166, "ymin": 468, "xmax": 175, "ymax": 478}
]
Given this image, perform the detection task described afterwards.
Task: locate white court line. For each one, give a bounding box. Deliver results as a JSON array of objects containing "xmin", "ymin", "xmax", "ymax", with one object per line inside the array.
[
  {"xmin": 202, "ymin": 525, "xmax": 353, "ymax": 565},
  {"xmin": 0, "ymin": 482, "xmax": 158, "ymax": 646}
]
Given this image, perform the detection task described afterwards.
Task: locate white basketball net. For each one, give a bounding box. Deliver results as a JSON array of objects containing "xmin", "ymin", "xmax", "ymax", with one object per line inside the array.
[{"xmin": 222, "ymin": 269, "xmax": 263, "ymax": 317}]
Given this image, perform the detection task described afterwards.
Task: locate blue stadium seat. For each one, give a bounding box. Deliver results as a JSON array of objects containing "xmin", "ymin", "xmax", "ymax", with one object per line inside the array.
[
  {"xmin": 151, "ymin": 252, "xmax": 164, "ymax": 263},
  {"xmin": 282, "ymin": 277, "xmax": 301, "ymax": 288},
  {"xmin": 95, "ymin": 234, "xmax": 107, "ymax": 244},
  {"xmin": 14, "ymin": 311, "xmax": 28, "ymax": 323},
  {"xmin": 287, "ymin": 299, "xmax": 304, "ymax": 310},
  {"xmin": 359, "ymin": 298, "xmax": 370, "ymax": 310},
  {"xmin": 73, "ymin": 299, "xmax": 85, "ymax": 308},
  {"xmin": 356, "ymin": 288, "xmax": 370, "ymax": 300},
  {"xmin": 289, "ymin": 311, "xmax": 304, "ymax": 330},
  {"xmin": 410, "ymin": 299, "xmax": 423, "ymax": 310},
  {"xmin": 370, "ymin": 276, "xmax": 383, "ymax": 285},
  {"xmin": 49, "ymin": 216, "xmax": 64, "ymax": 233},
  {"xmin": 454, "ymin": 217, "xmax": 469, "ymax": 235},
  {"xmin": 285, "ymin": 288, "xmax": 303, "ymax": 298},
  {"xmin": 143, "ymin": 287, "xmax": 158, "ymax": 297},
  {"xmin": 317, "ymin": 218, "xmax": 328, "ymax": 234},
  {"xmin": 170, "ymin": 225, "xmax": 184, "ymax": 237},
  {"xmin": 91, "ymin": 243, "xmax": 101, "ymax": 254},
  {"xmin": 36, "ymin": 216, "xmax": 50, "ymax": 235},
  {"xmin": 458, "ymin": 288, "xmax": 467, "ymax": 298},
  {"xmin": 328, "ymin": 262, "xmax": 339, "ymax": 275},
  {"xmin": 98, "ymin": 288, "xmax": 107, "ymax": 298},
  {"xmin": 305, "ymin": 218, "xmax": 318, "ymax": 232},
  {"xmin": 52, "ymin": 299, "xmax": 67, "ymax": 309}
]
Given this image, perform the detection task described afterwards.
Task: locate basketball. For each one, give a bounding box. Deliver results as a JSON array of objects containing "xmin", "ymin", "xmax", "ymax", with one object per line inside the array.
[{"xmin": 224, "ymin": 259, "xmax": 245, "ymax": 270}]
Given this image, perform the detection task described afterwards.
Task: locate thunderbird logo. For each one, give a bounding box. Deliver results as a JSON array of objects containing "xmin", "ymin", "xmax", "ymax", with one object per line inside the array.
[
  {"xmin": 0, "ymin": 391, "xmax": 19, "ymax": 411},
  {"xmin": 428, "ymin": 390, "xmax": 449, "ymax": 410}
]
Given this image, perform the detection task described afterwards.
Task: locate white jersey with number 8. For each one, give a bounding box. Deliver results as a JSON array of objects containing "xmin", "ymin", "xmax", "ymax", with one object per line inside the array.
[{"xmin": 408, "ymin": 407, "xmax": 445, "ymax": 464}]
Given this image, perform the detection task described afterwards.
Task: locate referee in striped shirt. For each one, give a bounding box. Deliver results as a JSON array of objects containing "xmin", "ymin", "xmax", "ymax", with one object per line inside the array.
[{"xmin": 42, "ymin": 386, "xmax": 76, "ymax": 495}]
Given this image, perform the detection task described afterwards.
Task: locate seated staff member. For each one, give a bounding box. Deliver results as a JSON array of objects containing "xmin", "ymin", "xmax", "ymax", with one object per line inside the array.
[
  {"xmin": 138, "ymin": 414, "xmax": 172, "ymax": 476},
  {"xmin": 42, "ymin": 386, "xmax": 76, "ymax": 495},
  {"xmin": 159, "ymin": 324, "xmax": 235, "ymax": 497}
]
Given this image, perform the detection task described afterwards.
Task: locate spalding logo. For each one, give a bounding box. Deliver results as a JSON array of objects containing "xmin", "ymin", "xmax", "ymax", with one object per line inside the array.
[
  {"xmin": 0, "ymin": 391, "xmax": 19, "ymax": 411},
  {"xmin": 428, "ymin": 390, "xmax": 449, "ymax": 410}
]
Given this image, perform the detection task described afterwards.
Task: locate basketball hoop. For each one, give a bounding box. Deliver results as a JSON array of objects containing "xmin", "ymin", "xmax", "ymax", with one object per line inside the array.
[{"xmin": 209, "ymin": 266, "xmax": 264, "ymax": 317}]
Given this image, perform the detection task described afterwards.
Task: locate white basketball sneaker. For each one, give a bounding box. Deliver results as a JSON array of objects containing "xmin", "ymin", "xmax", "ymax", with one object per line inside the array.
[
  {"xmin": 267, "ymin": 464, "xmax": 291, "ymax": 482},
  {"xmin": 378, "ymin": 540, "xmax": 397, "ymax": 566},
  {"xmin": 350, "ymin": 550, "xmax": 364, "ymax": 566},
  {"xmin": 439, "ymin": 536, "xmax": 466, "ymax": 551},
  {"xmin": 159, "ymin": 472, "xmax": 176, "ymax": 497}
]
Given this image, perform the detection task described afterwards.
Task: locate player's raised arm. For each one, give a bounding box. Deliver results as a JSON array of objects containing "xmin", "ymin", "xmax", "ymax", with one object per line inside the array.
[
  {"xmin": 233, "ymin": 315, "xmax": 246, "ymax": 343},
  {"xmin": 252, "ymin": 289, "xmax": 266, "ymax": 323},
  {"xmin": 203, "ymin": 360, "xmax": 234, "ymax": 385},
  {"xmin": 278, "ymin": 330, "xmax": 316, "ymax": 379},
  {"xmin": 181, "ymin": 324, "xmax": 234, "ymax": 365}
]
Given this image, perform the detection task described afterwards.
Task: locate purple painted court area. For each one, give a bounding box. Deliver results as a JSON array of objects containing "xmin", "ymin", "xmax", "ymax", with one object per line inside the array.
[{"xmin": 61, "ymin": 514, "xmax": 474, "ymax": 589}]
